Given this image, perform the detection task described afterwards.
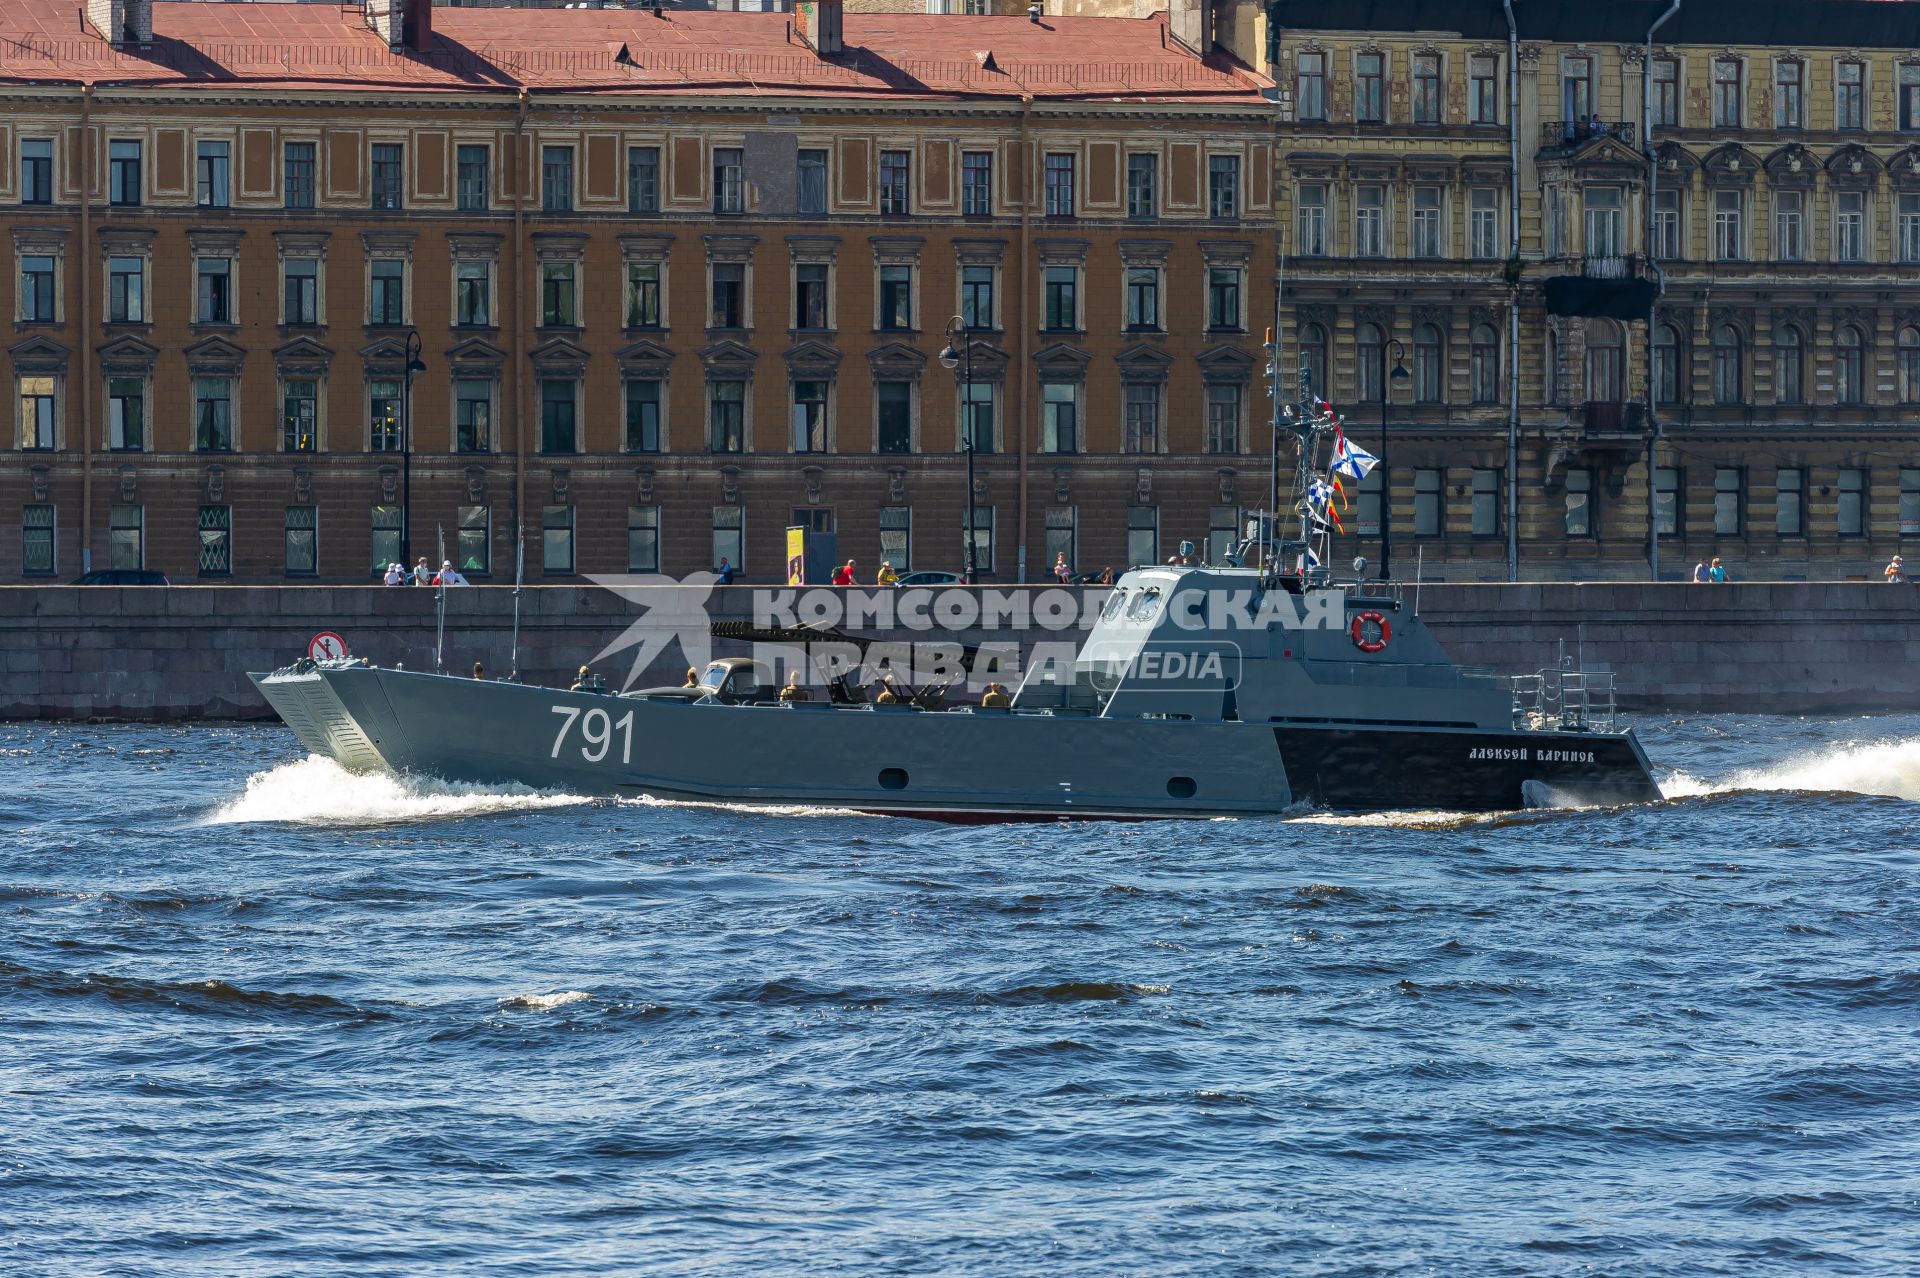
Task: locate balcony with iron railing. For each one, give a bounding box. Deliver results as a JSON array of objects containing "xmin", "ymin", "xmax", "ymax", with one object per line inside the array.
[
  {"xmin": 1581, "ymin": 400, "xmax": 1649, "ymax": 439},
  {"xmin": 1540, "ymin": 120, "xmax": 1636, "ymax": 152}
]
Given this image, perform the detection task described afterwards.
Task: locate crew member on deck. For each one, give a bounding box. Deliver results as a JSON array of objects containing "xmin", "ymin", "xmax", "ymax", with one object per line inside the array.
[
  {"xmin": 875, "ymin": 677, "xmax": 901, "ymax": 704},
  {"xmin": 779, "ymin": 672, "xmax": 810, "ymax": 703},
  {"xmin": 980, "ymin": 682, "xmax": 1012, "ymax": 708},
  {"xmin": 570, "ymin": 665, "xmax": 592, "ymax": 691},
  {"xmin": 683, "ymin": 666, "xmax": 700, "ymax": 687}
]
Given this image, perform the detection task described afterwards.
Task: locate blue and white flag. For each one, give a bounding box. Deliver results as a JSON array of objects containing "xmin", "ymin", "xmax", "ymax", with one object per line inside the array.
[
  {"xmin": 1305, "ymin": 478, "xmax": 1336, "ymax": 527},
  {"xmin": 1331, "ymin": 434, "xmax": 1379, "ymax": 482}
]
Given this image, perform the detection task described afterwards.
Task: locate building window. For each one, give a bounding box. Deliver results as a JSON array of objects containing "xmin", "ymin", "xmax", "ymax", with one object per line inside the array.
[
  {"xmin": 541, "ymin": 505, "xmax": 575, "ymax": 575},
  {"xmin": 1469, "ymin": 188, "xmax": 1500, "ymax": 259},
  {"xmin": 456, "ymin": 379, "xmax": 492, "ymax": 452},
  {"xmin": 1773, "ymin": 60, "xmax": 1805, "ymax": 128},
  {"xmin": 196, "ymin": 140, "xmax": 229, "ymax": 207},
  {"xmin": 197, "ymin": 258, "xmax": 231, "ymax": 324},
  {"xmin": 1206, "ymin": 383, "xmax": 1242, "ymax": 454},
  {"xmin": 107, "ymin": 256, "xmax": 144, "ymax": 324},
  {"xmin": 371, "ymin": 259, "xmax": 406, "ymax": 325},
  {"xmin": 1564, "ymin": 467, "xmax": 1594, "ymax": 537},
  {"xmin": 1042, "ymin": 266, "xmax": 1076, "ymax": 331},
  {"xmin": 1586, "ymin": 319, "xmax": 1626, "ymax": 405},
  {"xmin": 1472, "ymin": 469, "xmax": 1500, "ymax": 536},
  {"xmin": 627, "ymin": 505, "xmax": 660, "ymax": 573},
  {"xmin": 961, "ymin": 381, "xmax": 995, "ymax": 453},
  {"xmin": 1561, "ymin": 54, "xmax": 1592, "ymax": 124},
  {"xmin": 966, "ymin": 506, "xmax": 995, "ymax": 575},
  {"xmin": 1714, "ymin": 467, "xmax": 1744, "ymax": 535},
  {"xmin": 1713, "ymin": 191, "xmax": 1743, "ymax": 261},
  {"xmin": 368, "ymin": 380, "xmax": 402, "ymax": 451},
  {"xmin": 1413, "ymin": 469, "xmax": 1442, "ymax": 536},
  {"xmin": 1207, "ymin": 268, "xmax": 1241, "ymax": 331},
  {"xmin": 19, "ymin": 376, "xmax": 56, "ymax": 450},
  {"xmin": 796, "ymin": 148, "xmax": 828, "ymax": 216},
  {"xmin": 284, "ymin": 505, "xmax": 317, "ymax": 576},
  {"xmin": 1469, "ymin": 54, "xmax": 1499, "ymax": 124},
  {"xmin": 1775, "ymin": 325, "xmax": 1804, "ymax": 406},
  {"xmin": 456, "ymin": 261, "xmax": 490, "ymax": 327},
  {"xmin": 1471, "ymin": 324, "xmax": 1500, "ymax": 403},
  {"xmin": 710, "ymin": 263, "xmax": 744, "ymax": 328},
  {"xmin": 1641, "ymin": 465, "xmax": 1678, "ymax": 536},
  {"xmin": 610, "ymin": 262, "xmax": 657, "ymax": 330},
  {"xmin": 878, "ymin": 264, "xmax": 912, "ymax": 331},
  {"xmin": 370, "ymin": 142, "xmax": 402, "ymax": 210},
  {"xmin": 1044, "ymin": 153, "xmax": 1075, "ymax": 217},
  {"xmin": 1296, "ymin": 51, "xmax": 1327, "ymax": 121},
  {"xmin": 712, "ymin": 505, "xmax": 744, "ymax": 571},
  {"xmin": 540, "ymin": 380, "xmax": 577, "ymax": 452},
  {"xmin": 1838, "ymin": 61, "xmax": 1865, "ymax": 131},
  {"xmin": 20, "ymin": 255, "xmax": 55, "ymax": 323},
  {"xmin": 1773, "ymin": 190, "xmax": 1804, "ymax": 262},
  {"xmin": 1900, "ymin": 194, "xmax": 1920, "ymax": 264},
  {"xmin": 962, "ymin": 150, "xmax": 993, "ymax": 216},
  {"xmin": 615, "ymin": 379, "xmax": 660, "ymax": 454},
  {"xmin": 110, "ymin": 504, "xmax": 144, "ymax": 570},
  {"xmin": 194, "ymin": 377, "xmax": 232, "ymax": 451},
  {"xmin": 108, "ymin": 377, "xmax": 143, "ymax": 450},
  {"xmin": 1127, "ymin": 153, "xmax": 1157, "ymax": 219},
  {"xmin": 709, "ymin": 380, "xmax": 745, "ymax": 452},
  {"xmin": 1357, "ymin": 323, "xmax": 1386, "ymax": 403},
  {"xmin": 713, "ymin": 147, "xmax": 744, "ymax": 215},
  {"xmin": 1775, "ymin": 467, "xmax": 1804, "ymax": 536},
  {"xmin": 1905, "ymin": 470, "xmax": 1920, "ymax": 536},
  {"xmin": 1586, "ymin": 186, "xmax": 1624, "ymax": 257},
  {"xmin": 1653, "ymin": 58, "xmax": 1680, "ymax": 127},
  {"xmin": 1653, "ymin": 189, "xmax": 1681, "ymax": 260},
  {"xmin": 540, "ymin": 261, "xmax": 575, "ymax": 327},
  {"xmin": 1412, "ymin": 54, "xmax": 1442, "ymax": 124},
  {"xmin": 1127, "ymin": 505, "xmax": 1158, "ymax": 566},
  {"xmin": 1711, "ymin": 325, "xmax": 1744, "ymax": 405},
  {"xmin": 197, "ymin": 504, "xmax": 232, "ymax": 577},
  {"xmin": 1297, "ymin": 184, "xmax": 1328, "ymax": 255},
  {"xmin": 794, "ymin": 263, "xmax": 829, "ymax": 330},
  {"xmin": 1356, "ymin": 52, "xmax": 1384, "ymax": 123},
  {"xmin": 1903, "ymin": 63, "xmax": 1920, "ymax": 131},
  {"xmin": 1123, "ymin": 383, "xmax": 1160, "ymax": 453},
  {"xmin": 879, "ymin": 149, "xmax": 911, "ymax": 215},
  {"xmin": 1041, "ymin": 382, "xmax": 1077, "ymax": 454},
  {"xmin": 1835, "ymin": 191, "xmax": 1866, "ymax": 263},
  {"xmin": 1208, "ymin": 155, "xmax": 1240, "ymax": 219},
  {"xmin": 109, "ymin": 140, "xmax": 141, "ymax": 207},
  {"xmin": 1202, "ymin": 505, "xmax": 1237, "ymax": 565},
  {"xmin": 1838, "ymin": 467, "xmax": 1866, "ymax": 536},
  {"xmin": 20, "ymin": 139, "xmax": 52, "ymax": 205},
  {"xmin": 457, "ymin": 505, "xmax": 490, "ymax": 576},
  {"xmin": 541, "ymin": 146, "xmax": 573, "ymax": 212},
  {"xmin": 22, "ymin": 504, "xmax": 55, "ymax": 577},
  {"xmin": 369, "ymin": 505, "xmax": 400, "ymax": 574},
  {"xmin": 1836, "ymin": 326, "xmax": 1867, "ymax": 406},
  {"xmin": 1413, "ymin": 323, "xmax": 1443, "ymax": 403},
  {"xmin": 1411, "ymin": 185, "xmax": 1442, "ymax": 258},
  {"xmin": 1713, "ymin": 58, "xmax": 1743, "ymax": 128},
  {"xmin": 282, "ymin": 379, "xmax": 318, "ymax": 452},
  {"xmin": 1355, "ymin": 469, "xmax": 1384, "ymax": 537},
  {"xmin": 627, "ymin": 146, "xmax": 660, "ymax": 214},
  {"xmin": 1043, "ymin": 506, "xmax": 1076, "ymax": 574},
  {"xmin": 792, "ymin": 380, "xmax": 828, "ymax": 452},
  {"xmin": 1300, "ymin": 322, "xmax": 1329, "ymax": 400},
  {"xmin": 283, "ymin": 258, "xmax": 318, "ymax": 326},
  {"xmin": 457, "ymin": 145, "xmax": 489, "ymax": 211},
  {"xmin": 961, "ymin": 265, "xmax": 995, "ymax": 330},
  {"xmin": 1355, "ymin": 185, "xmax": 1385, "ymax": 256},
  {"xmin": 877, "ymin": 380, "xmax": 913, "ymax": 454},
  {"xmin": 879, "ymin": 504, "xmax": 911, "ymax": 572},
  {"xmin": 280, "ymin": 141, "xmax": 315, "ymax": 210},
  {"xmin": 1900, "ymin": 326, "xmax": 1920, "ymax": 404}
]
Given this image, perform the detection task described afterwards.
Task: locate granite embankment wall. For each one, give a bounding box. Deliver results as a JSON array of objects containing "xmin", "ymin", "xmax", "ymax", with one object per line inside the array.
[{"xmin": 1, "ymin": 582, "xmax": 1915, "ymax": 720}]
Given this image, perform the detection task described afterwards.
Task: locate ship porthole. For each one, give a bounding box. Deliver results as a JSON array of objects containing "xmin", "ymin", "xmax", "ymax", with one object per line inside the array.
[
  {"xmin": 879, "ymin": 768, "xmax": 909, "ymax": 790},
  {"xmin": 1167, "ymin": 777, "xmax": 1197, "ymax": 799}
]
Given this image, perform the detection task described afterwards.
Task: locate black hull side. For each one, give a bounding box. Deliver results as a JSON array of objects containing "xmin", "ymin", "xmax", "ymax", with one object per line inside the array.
[{"xmin": 1273, "ymin": 726, "xmax": 1661, "ymax": 812}]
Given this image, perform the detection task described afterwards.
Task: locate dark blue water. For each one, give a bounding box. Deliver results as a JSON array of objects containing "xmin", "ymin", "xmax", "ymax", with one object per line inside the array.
[{"xmin": 4, "ymin": 716, "xmax": 1919, "ymax": 1277}]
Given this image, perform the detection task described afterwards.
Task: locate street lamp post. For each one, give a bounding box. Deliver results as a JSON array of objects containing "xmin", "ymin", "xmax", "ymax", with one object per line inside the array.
[
  {"xmin": 938, "ymin": 316, "xmax": 977, "ymax": 583},
  {"xmin": 1380, "ymin": 338, "xmax": 1410, "ymax": 580},
  {"xmin": 399, "ymin": 329, "xmax": 427, "ymax": 571}
]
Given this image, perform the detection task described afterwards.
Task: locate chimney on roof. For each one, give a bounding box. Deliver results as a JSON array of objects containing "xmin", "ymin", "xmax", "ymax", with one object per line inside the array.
[
  {"xmin": 86, "ymin": 0, "xmax": 152, "ymax": 49},
  {"xmin": 1168, "ymin": 0, "xmax": 1209, "ymax": 55},
  {"xmin": 797, "ymin": 0, "xmax": 844, "ymax": 58},
  {"xmin": 366, "ymin": 0, "xmax": 435, "ymax": 53}
]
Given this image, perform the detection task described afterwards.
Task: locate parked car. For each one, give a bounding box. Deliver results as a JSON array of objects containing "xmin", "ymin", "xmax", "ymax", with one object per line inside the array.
[
  {"xmin": 894, "ymin": 570, "xmax": 964, "ymax": 587},
  {"xmin": 70, "ymin": 569, "xmax": 170, "ymax": 585}
]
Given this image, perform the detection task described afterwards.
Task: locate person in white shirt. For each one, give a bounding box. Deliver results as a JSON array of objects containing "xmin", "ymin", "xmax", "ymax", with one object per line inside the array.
[
  {"xmin": 383, "ymin": 562, "xmax": 406, "ymax": 586},
  {"xmin": 439, "ymin": 560, "xmax": 469, "ymax": 586}
]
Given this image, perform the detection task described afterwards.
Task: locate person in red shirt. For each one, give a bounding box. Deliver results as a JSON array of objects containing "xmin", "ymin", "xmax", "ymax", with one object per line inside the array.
[{"xmin": 831, "ymin": 560, "xmax": 857, "ymax": 586}]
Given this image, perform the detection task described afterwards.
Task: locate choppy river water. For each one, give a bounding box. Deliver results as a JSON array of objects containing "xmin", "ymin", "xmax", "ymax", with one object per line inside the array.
[{"xmin": 3, "ymin": 714, "xmax": 1918, "ymax": 1277}]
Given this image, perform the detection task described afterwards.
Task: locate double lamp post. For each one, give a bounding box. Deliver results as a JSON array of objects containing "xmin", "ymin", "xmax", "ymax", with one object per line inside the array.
[{"xmin": 937, "ymin": 315, "xmax": 978, "ymax": 583}]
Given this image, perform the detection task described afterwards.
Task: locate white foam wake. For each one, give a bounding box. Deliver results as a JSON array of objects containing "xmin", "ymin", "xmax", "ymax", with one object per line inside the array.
[
  {"xmin": 203, "ymin": 755, "xmax": 592, "ymax": 826},
  {"xmin": 500, "ymin": 991, "xmax": 591, "ymax": 1011},
  {"xmin": 1661, "ymin": 737, "xmax": 1920, "ymax": 802}
]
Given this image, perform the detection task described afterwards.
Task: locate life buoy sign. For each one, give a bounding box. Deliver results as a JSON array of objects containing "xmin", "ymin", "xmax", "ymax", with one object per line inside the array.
[
  {"xmin": 308, "ymin": 631, "xmax": 348, "ymax": 661},
  {"xmin": 1349, "ymin": 611, "xmax": 1391, "ymax": 653}
]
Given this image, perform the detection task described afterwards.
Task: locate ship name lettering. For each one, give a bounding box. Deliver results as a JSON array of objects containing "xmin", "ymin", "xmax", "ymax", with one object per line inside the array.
[
  {"xmin": 1469, "ymin": 746, "xmax": 1529, "ymax": 761},
  {"xmin": 1536, "ymin": 749, "xmax": 1595, "ymax": 763}
]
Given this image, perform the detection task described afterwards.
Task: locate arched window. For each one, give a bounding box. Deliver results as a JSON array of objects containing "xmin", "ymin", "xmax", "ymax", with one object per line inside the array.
[
  {"xmin": 1586, "ymin": 318, "xmax": 1625, "ymax": 403},
  {"xmin": 1835, "ymin": 324, "xmax": 1866, "ymax": 405},
  {"xmin": 1414, "ymin": 323, "xmax": 1443, "ymax": 403},
  {"xmin": 1712, "ymin": 323, "xmax": 1744, "ymax": 406},
  {"xmin": 1357, "ymin": 322, "xmax": 1385, "ymax": 403},
  {"xmin": 1899, "ymin": 326, "xmax": 1920, "ymax": 405},
  {"xmin": 1774, "ymin": 325, "xmax": 1804, "ymax": 406},
  {"xmin": 1300, "ymin": 322, "xmax": 1329, "ymax": 402},
  {"xmin": 1654, "ymin": 323, "xmax": 1683, "ymax": 405},
  {"xmin": 1471, "ymin": 323, "xmax": 1500, "ymax": 404}
]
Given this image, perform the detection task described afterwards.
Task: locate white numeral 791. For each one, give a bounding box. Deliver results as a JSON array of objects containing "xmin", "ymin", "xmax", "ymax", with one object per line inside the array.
[{"xmin": 550, "ymin": 704, "xmax": 635, "ymax": 765}]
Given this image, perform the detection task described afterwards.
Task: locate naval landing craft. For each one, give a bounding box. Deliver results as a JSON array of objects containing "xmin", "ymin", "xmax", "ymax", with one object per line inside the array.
[{"xmin": 252, "ymin": 563, "xmax": 1662, "ymax": 820}]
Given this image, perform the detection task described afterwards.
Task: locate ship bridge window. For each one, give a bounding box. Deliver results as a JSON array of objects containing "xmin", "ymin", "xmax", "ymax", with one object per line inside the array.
[
  {"xmin": 1099, "ymin": 589, "xmax": 1129, "ymax": 622},
  {"xmin": 1124, "ymin": 588, "xmax": 1163, "ymax": 623}
]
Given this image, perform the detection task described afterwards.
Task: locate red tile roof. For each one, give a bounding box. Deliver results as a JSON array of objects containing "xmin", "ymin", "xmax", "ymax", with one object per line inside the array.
[{"xmin": 0, "ymin": 1, "xmax": 1273, "ymax": 105}]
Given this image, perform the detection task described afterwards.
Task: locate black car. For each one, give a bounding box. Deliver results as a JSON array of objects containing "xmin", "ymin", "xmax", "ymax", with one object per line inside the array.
[{"xmin": 69, "ymin": 569, "xmax": 171, "ymax": 585}]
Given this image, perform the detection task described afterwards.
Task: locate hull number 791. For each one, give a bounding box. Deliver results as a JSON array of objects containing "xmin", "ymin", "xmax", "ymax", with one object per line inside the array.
[{"xmin": 551, "ymin": 704, "xmax": 635, "ymax": 765}]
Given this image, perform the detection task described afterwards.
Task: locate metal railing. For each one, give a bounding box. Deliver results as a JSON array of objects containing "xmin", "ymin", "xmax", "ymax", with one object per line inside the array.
[
  {"xmin": 1511, "ymin": 669, "xmax": 1619, "ymax": 734},
  {"xmin": 1581, "ymin": 400, "xmax": 1648, "ymax": 435},
  {"xmin": 1541, "ymin": 120, "xmax": 1636, "ymax": 149}
]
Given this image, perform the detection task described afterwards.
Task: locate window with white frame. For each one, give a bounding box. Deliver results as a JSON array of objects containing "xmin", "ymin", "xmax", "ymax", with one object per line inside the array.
[
  {"xmin": 1837, "ymin": 61, "xmax": 1865, "ymax": 131},
  {"xmin": 1297, "ymin": 184, "xmax": 1328, "ymax": 255},
  {"xmin": 792, "ymin": 380, "xmax": 829, "ymax": 452},
  {"xmin": 1041, "ymin": 381, "xmax": 1078, "ymax": 453},
  {"xmin": 1835, "ymin": 191, "xmax": 1865, "ymax": 263},
  {"xmin": 19, "ymin": 376, "xmax": 56, "ymax": 449},
  {"xmin": 1775, "ymin": 61, "xmax": 1804, "ymax": 128},
  {"xmin": 1585, "ymin": 186, "xmax": 1624, "ymax": 257},
  {"xmin": 108, "ymin": 255, "xmax": 144, "ymax": 324},
  {"xmin": 1773, "ymin": 190, "xmax": 1804, "ymax": 262},
  {"xmin": 1713, "ymin": 190, "xmax": 1743, "ymax": 261},
  {"xmin": 1205, "ymin": 383, "xmax": 1242, "ymax": 454},
  {"xmin": 1470, "ymin": 54, "xmax": 1499, "ymax": 124},
  {"xmin": 1411, "ymin": 185, "xmax": 1442, "ymax": 258},
  {"xmin": 1354, "ymin": 185, "xmax": 1385, "ymax": 256},
  {"xmin": 283, "ymin": 379, "xmax": 319, "ymax": 452},
  {"xmin": 194, "ymin": 377, "xmax": 233, "ymax": 450},
  {"xmin": 456, "ymin": 260, "xmax": 490, "ymax": 327},
  {"xmin": 1123, "ymin": 383, "xmax": 1160, "ymax": 453},
  {"xmin": 108, "ymin": 377, "xmax": 144, "ymax": 450},
  {"xmin": 713, "ymin": 147, "xmax": 744, "ymax": 215},
  {"xmin": 1713, "ymin": 58, "xmax": 1743, "ymax": 127},
  {"xmin": 1470, "ymin": 188, "xmax": 1500, "ymax": 259},
  {"xmin": 1296, "ymin": 51, "xmax": 1327, "ymax": 121}
]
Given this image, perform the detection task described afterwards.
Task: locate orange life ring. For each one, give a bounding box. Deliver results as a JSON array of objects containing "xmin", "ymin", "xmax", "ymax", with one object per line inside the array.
[{"xmin": 1350, "ymin": 610, "xmax": 1391, "ymax": 653}]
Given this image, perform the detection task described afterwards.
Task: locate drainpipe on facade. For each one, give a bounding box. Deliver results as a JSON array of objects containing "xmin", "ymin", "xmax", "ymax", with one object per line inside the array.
[
  {"xmin": 1645, "ymin": 0, "xmax": 1680, "ymax": 582},
  {"xmin": 79, "ymin": 84, "xmax": 95, "ymax": 573},
  {"xmin": 512, "ymin": 89, "xmax": 529, "ymax": 557},
  {"xmin": 1502, "ymin": 0, "xmax": 1519, "ymax": 582},
  {"xmin": 1015, "ymin": 94, "xmax": 1033, "ymax": 582}
]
